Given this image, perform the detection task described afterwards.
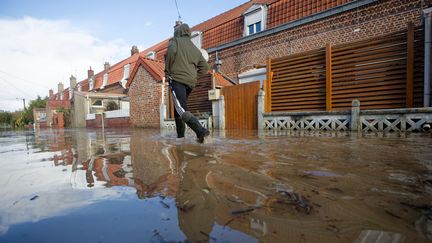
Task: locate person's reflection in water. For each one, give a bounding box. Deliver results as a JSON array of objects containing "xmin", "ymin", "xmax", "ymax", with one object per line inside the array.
[{"xmin": 170, "ymin": 144, "xmax": 218, "ymax": 242}]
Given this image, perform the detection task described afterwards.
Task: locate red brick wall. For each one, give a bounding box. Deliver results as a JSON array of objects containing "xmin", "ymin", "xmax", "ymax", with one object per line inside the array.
[
  {"xmin": 86, "ymin": 114, "xmax": 102, "ymax": 128},
  {"xmin": 129, "ymin": 66, "xmax": 161, "ymax": 128},
  {"xmin": 86, "ymin": 114, "xmax": 130, "ymax": 128},
  {"xmin": 105, "ymin": 117, "xmax": 130, "ymax": 127},
  {"xmin": 209, "ymin": 0, "xmax": 427, "ymax": 80}
]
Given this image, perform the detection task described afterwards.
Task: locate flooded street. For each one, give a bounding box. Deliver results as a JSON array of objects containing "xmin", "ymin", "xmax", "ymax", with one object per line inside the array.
[{"xmin": 0, "ymin": 128, "xmax": 431, "ymax": 242}]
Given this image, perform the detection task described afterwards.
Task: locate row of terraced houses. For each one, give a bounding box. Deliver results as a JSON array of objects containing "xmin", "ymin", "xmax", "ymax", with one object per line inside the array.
[{"xmin": 38, "ymin": 0, "xmax": 432, "ymax": 132}]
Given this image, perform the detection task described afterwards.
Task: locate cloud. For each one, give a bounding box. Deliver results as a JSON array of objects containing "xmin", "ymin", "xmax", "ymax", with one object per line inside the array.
[
  {"xmin": 144, "ymin": 21, "xmax": 153, "ymax": 27},
  {"xmin": 0, "ymin": 17, "xmax": 131, "ymax": 111}
]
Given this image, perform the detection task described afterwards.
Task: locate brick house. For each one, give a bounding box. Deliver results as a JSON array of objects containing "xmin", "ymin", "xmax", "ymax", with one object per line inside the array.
[
  {"xmin": 46, "ymin": 83, "xmax": 70, "ymax": 128},
  {"xmin": 140, "ymin": 0, "xmax": 430, "ymax": 84},
  {"xmin": 33, "ymin": 108, "xmax": 48, "ymax": 129},
  {"xmin": 127, "ymin": 56, "xmax": 235, "ymax": 128},
  {"xmin": 127, "ymin": 56, "xmax": 165, "ymax": 128}
]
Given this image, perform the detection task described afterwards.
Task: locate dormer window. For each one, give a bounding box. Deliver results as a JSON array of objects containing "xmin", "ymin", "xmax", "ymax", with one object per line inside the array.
[
  {"xmin": 243, "ymin": 4, "xmax": 267, "ymax": 36},
  {"xmin": 146, "ymin": 51, "xmax": 156, "ymax": 59},
  {"xmin": 89, "ymin": 78, "xmax": 94, "ymax": 90},
  {"xmin": 60, "ymin": 92, "xmax": 64, "ymax": 100},
  {"xmin": 191, "ymin": 31, "xmax": 203, "ymax": 49},
  {"xmin": 101, "ymin": 73, "xmax": 108, "ymax": 89},
  {"xmin": 77, "ymin": 83, "xmax": 82, "ymax": 92},
  {"xmin": 120, "ymin": 64, "xmax": 130, "ymax": 88}
]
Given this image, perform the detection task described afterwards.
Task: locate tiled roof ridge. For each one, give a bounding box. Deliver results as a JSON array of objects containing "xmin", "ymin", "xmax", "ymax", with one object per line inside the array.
[{"xmin": 191, "ymin": 1, "xmax": 251, "ymax": 31}]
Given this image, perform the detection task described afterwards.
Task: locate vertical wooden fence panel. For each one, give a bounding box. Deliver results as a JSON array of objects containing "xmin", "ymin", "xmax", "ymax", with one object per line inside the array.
[
  {"xmin": 406, "ymin": 22, "xmax": 414, "ymax": 108},
  {"xmin": 326, "ymin": 43, "xmax": 333, "ymax": 111}
]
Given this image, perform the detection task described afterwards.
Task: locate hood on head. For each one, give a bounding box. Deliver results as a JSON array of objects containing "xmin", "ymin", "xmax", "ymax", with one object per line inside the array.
[{"xmin": 174, "ymin": 23, "xmax": 191, "ymax": 38}]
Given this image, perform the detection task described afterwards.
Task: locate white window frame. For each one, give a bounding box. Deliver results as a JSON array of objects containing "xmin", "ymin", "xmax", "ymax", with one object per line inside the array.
[
  {"xmin": 91, "ymin": 99, "xmax": 104, "ymax": 108},
  {"xmin": 146, "ymin": 51, "xmax": 156, "ymax": 59},
  {"xmin": 191, "ymin": 31, "xmax": 203, "ymax": 49},
  {"xmin": 77, "ymin": 83, "xmax": 82, "ymax": 92},
  {"xmin": 243, "ymin": 4, "xmax": 267, "ymax": 36}
]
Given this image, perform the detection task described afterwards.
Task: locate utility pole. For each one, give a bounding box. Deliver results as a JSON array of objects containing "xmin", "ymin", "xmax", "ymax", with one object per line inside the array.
[{"xmin": 16, "ymin": 98, "xmax": 26, "ymax": 110}]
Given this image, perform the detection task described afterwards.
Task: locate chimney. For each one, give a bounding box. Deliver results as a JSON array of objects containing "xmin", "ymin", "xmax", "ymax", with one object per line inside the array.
[
  {"xmin": 69, "ymin": 75, "xmax": 77, "ymax": 90},
  {"xmin": 131, "ymin": 45, "xmax": 139, "ymax": 56},
  {"xmin": 49, "ymin": 89, "xmax": 54, "ymax": 97},
  {"xmin": 58, "ymin": 82, "xmax": 64, "ymax": 93},
  {"xmin": 88, "ymin": 67, "xmax": 94, "ymax": 79},
  {"xmin": 104, "ymin": 62, "xmax": 110, "ymax": 71}
]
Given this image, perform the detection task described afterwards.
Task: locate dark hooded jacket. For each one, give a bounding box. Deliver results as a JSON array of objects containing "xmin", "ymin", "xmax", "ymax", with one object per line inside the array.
[{"xmin": 165, "ymin": 24, "xmax": 209, "ymax": 88}]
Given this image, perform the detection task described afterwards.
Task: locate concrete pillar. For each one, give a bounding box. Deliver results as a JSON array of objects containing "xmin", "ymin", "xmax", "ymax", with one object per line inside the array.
[
  {"xmin": 258, "ymin": 89, "xmax": 265, "ymax": 130},
  {"xmin": 219, "ymin": 95, "xmax": 225, "ymax": 130},
  {"xmin": 160, "ymin": 78, "xmax": 167, "ymax": 129},
  {"xmin": 211, "ymin": 100, "xmax": 220, "ymax": 128},
  {"xmin": 350, "ymin": 99, "xmax": 361, "ymax": 132},
  {"xmin": 159, "ymin": 104, "xmax": 166, "ymax": 129}
]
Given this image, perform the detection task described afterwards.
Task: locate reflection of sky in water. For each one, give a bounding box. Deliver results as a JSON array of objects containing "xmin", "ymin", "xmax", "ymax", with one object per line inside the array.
[{"xmin": 1, "ymin": 195, "xmax": 187, "ymax": 243}]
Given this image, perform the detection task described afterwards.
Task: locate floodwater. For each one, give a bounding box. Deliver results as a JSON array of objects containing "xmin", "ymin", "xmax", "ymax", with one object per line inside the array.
[{"xmin": 0, "ymin": 128, "xmax": 431, "ymax": 243}]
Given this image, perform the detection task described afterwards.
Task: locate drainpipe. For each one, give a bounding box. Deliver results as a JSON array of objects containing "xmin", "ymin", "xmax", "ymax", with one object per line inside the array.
[{"xmin": 424, "ymin": 8, "xmax": 432, "ymax": 107}]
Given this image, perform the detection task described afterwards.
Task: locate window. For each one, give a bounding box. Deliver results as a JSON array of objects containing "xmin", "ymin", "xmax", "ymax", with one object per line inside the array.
[
  {"xmin": 248, "ymin": 21, "xmax": 262, "ymax": 35},
  {"xmin": 92, "ymin": 99, "xmax": 102, "ymax": 107},
  {"xmin": 191, "ymin": 31, "xmax": 203, "ymax": 49},
  {"xmin": 146, "ymin": 51, "xmax": 156, "ymax": 59},
  {"xmin": 123, "ymin": 64, "xmax": 130, "ymax": 80},
  {"xmin": 77, "ymin": 83, "xmax": 82, "ymax": 92},
  {"xmin": 243, "ymin": 4, "xmax": 267, "ymax": 36}
]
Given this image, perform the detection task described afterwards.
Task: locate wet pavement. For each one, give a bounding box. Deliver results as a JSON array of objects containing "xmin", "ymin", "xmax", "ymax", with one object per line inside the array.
[{"xmin": 0, "ymin": 128, "xmax": 431, "ymax": 242}]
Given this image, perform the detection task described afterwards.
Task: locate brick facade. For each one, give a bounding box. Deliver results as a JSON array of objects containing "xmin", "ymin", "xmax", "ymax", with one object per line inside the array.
[
  {"xmin": 129, "ymin": 66, "xmax": 162, "ymax": 128},
  {"xmin": 209, "ymin": 0, "xmax": 428, "ymax": 80}
]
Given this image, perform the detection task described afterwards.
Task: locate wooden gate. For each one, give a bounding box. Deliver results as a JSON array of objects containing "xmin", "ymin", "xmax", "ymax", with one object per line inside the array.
[{"xmin": 222, "ymin": 81, "xmax": 260, "ymax": 130}]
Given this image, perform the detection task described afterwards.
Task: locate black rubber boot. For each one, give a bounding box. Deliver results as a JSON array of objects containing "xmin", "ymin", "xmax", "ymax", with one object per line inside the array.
[
  {"xmin": 184, "ymin": 115, "xmax": 209, "ymax": 143},
  {"xmin": 175, "ymin": 118, "xmax": 185, "ymax": 138}
]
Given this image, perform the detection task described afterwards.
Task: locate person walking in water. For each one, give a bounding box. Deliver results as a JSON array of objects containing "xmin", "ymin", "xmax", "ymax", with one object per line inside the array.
[{"xmin": 165, "ymin": 22, "xmax": 210, "ymax": 143}]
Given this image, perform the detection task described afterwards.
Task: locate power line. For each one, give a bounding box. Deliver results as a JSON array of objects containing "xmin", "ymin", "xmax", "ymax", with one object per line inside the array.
[
  {"xmin": 0, "ymin": 75, "xmax": 34, "ymax": 98},
  {"xmin": 0, "ymin": 69, "xmax": 51, "ymax": 90},
  {"xmin": 174, "ymin": 0, "xmax": 182, "ymax": 21}
]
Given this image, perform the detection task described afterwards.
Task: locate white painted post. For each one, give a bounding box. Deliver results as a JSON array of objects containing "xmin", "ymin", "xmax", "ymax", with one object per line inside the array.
[
  {"xmin": 351, "ymin": 99, "xmax": 361, "ymax": 132},
  {"xmin": 258, "ymin": 89, "xmax": 265, "ymax": 130},
  {"xmin": 219, "ymin": 95, "xmax": 225, "ymax": 130},
  {"xmin": 160, "ymin": 77, "xmax": 166, "ymax": 129}
]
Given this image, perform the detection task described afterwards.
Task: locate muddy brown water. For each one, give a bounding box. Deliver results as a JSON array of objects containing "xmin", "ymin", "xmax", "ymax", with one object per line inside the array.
[{"xmin": 0, "ymin": 128, "xmax": 431, "ymax": 242}]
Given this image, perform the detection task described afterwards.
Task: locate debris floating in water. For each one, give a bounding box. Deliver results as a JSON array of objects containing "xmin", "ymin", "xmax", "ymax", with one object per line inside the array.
[{"xmin": 231, "ymin": 207, "xmax": 255, "ymax": 215}]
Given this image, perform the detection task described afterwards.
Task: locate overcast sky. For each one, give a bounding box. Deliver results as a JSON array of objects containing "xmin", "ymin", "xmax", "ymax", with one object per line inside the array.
[{"xmin": 0, "ymin": 0, "xmax": 247, "ymax": 111}]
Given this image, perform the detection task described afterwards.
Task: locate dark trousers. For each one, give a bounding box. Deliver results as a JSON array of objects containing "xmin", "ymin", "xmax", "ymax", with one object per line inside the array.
[{"xmin": 170, "ymin": 80, "xmax": 192, "ymax": 118}]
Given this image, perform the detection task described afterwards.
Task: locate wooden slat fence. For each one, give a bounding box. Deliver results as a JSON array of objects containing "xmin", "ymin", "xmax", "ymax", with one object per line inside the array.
[
  {"xmin": 269, "ymin": 48, "xmax": 326, "ymax": 112},
  {"xmin": 265, "ymin": 23, "xmax": 425, "ymax": 112}
]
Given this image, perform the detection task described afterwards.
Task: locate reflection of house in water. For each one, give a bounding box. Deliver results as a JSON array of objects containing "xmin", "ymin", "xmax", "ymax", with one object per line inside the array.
[{"xmin": 61, "ymin": 129, "xmax": 179, "ymax": 199}]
